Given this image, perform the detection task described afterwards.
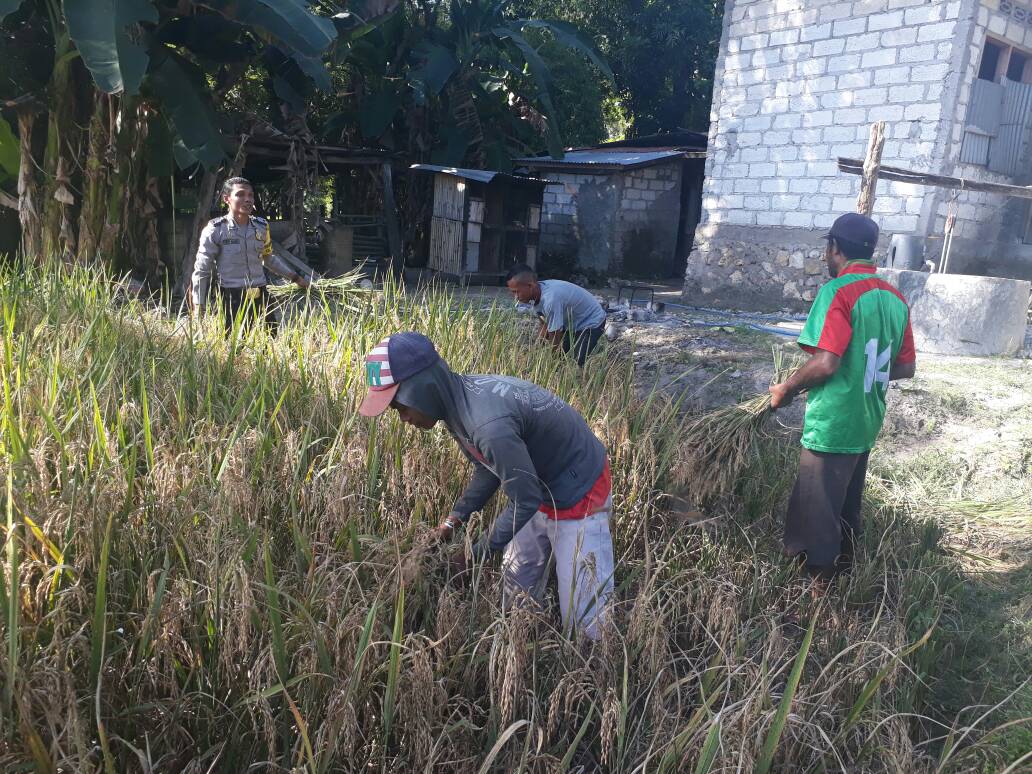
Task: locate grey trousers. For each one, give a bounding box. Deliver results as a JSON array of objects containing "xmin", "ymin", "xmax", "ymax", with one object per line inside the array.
[
  {"xmin": 783, "ymin": 448, "xmax": 869, "ymax": 573},
  {"xmin": 500, "ymin": 498, "xmax": 615, "ymax": 640}
]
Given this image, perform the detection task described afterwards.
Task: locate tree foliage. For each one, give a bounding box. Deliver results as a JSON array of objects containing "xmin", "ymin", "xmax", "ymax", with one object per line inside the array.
[
  {"xmin": 314, "ymin": 0, "xmax": 614, "ymax": 167},
  {"xmin": 513, "ymin": 0, "xmax": 722, "ymax": 137},
  {"xmin": 0, "ymin": 0, "xmax": 715, "ymax": 278}
]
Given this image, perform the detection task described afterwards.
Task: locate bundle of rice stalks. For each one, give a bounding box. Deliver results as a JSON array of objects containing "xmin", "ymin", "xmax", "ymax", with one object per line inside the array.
[
  {"xmin": 676, "ymin": 347, "xmax": 801, "ymax": 506},
  {"xmin": 267, "ymin": 268, "xmax": 375, "ymax": 305}
]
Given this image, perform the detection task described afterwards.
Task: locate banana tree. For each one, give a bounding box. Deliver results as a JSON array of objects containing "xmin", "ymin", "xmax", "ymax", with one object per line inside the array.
[
  {"xmin": 409, "ymin": 0, "xmax": 612, "ymax": 162},
  {"xmin": 325, "ymin": 0, "xmax": 612, "ymax": 167},
  {"xmin": 0, "ymin": 0, "xmax": 344, "ymax": 279}
]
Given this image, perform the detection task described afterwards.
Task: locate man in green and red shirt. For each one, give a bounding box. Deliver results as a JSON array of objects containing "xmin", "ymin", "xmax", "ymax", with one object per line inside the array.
[{"xmin": 769, "ymin": 213, "xmax": 916, "ymax": 580}]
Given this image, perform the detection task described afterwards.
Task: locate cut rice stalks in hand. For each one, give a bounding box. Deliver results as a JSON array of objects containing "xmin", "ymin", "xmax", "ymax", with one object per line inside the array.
[
  {"xmin": 676, "ymin": 347, "xmax": 802, "ymax": 506},
  {"xmin": 267, "ymin": 268, "xmax": 375, "ymax": 306}
]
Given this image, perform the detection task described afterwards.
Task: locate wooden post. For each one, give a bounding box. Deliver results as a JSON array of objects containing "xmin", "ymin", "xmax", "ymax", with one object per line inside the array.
[
  {"xmin": 856, "ymin": 121, "xmax": 886, "ymax": 217},
  {"xmin": 381, "ymin": 162, "xmax": 403, "ymax": 274}
]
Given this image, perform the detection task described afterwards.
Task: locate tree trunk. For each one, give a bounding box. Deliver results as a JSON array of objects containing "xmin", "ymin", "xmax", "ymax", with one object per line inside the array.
[
  {"xmin": 381, "ymin": 162, "xmax": 402, "ymax": 274},
  {"xmin": 97, "ymin": 96, "xmax": 130, "ymax": 271},
  {"xmin": 91, "ymin": 96, "xmax": 154, "ymax": 278},
  {"xmin": 41, "ymin": 32, "xmax": 81, "ymax": 262},
  {"xmin": 178, "ymin": 167, "xmax": 219, "ymax": 300},
  {"xmin": 16, "ymin": 109, "xmax": 42, "ymax": 260},
  {"xmin": 120, "ymin": 101, "xmax": 153, "ymax": 280},
  {"xmin": 286, "ymin": 139, "xmax": 306, "ymax": 259},
  {"xmin": 139, "ymin": 176, "xmax": 165, "ymax": 285},
  {"xmin": 447, "ymin": 80, "xmax": 485, "ymax": 167},
  {"xmin": 77, "ymin": 92, "xmax": 111, "ymax": 264}
]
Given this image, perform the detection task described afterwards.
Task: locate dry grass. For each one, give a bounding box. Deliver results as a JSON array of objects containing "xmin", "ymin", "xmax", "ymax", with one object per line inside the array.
[
  {"xmin": 674, "ymin": 348, "xmax": 801, "ymax": 506},
  {"xmin": 0, "ymin": 263, "xmax": 1024, "ymax": 771}
]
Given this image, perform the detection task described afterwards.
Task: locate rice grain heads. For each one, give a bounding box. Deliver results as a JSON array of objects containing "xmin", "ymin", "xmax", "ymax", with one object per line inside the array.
[{"xmin": 0, "ymin": 262, "xmax": 1013, "ymax": 772}]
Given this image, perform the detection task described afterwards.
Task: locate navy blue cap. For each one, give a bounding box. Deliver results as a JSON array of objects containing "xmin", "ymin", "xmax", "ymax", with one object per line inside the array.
[
  {"xmin": 824, "ymin": 213, "xmax": 879, "ymax": 249},
  {"xmin": 359, "ymin": 331, "xmax": 440, "ymax": 416}
]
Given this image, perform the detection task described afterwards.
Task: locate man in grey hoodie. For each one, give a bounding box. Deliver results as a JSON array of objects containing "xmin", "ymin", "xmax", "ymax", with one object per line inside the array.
[{"xmin": 359, "ymin": 332, "xmax": 615, "ymax": 639}]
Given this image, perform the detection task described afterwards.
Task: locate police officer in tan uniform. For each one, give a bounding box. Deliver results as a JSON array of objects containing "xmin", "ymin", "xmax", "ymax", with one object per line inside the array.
[{"xmin": 191, "ymin": 177, "xmax": 310, "ymax": 334}]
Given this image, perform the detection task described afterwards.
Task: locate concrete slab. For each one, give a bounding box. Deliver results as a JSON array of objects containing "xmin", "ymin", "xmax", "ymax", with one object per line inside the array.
[{"xmin": 878, "ymin": 269, "xmax": 1031, "ymax": 357}]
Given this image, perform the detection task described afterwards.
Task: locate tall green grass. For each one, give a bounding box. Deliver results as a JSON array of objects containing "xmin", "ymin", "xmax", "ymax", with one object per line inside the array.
[{"xmin": 0, "ymin": 262, "xmax": 1020, "ymax": 770}]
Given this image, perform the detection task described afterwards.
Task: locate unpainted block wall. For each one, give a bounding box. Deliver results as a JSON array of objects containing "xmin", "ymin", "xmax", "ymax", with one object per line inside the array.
[
  {"xmin": 538, "ymin": 161, "xmax": 683, "ymax": 277},
  {"xmin": 929, "ymin": 0, "xmax": 1032, "ymax": 281},
  {"xmin": 614, "ymin": 163, "xmax": 683, "ymax": 277},
  {"xmin": 686, "ymin": 0, "xmax": 973, "ymax": 309},
  {"xmin": 540, "ymin": 172, "xmax": 620, "ymax": 274}
]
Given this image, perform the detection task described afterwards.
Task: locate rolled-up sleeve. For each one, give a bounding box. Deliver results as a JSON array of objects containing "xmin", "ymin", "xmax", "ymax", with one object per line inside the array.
[{"xmin": 192, "ymin": 221, "xmax": 220, "ymax": 306}]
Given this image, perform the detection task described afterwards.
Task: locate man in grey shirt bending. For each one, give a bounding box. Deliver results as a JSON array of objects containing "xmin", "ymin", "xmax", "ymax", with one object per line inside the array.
[
  {"xmin": 358, "ymin": 331, "xmax": 615, "ymax": 639},
  {"xmin": 505, "ymin": 264, "xmax": 607, "ymax": 365}
]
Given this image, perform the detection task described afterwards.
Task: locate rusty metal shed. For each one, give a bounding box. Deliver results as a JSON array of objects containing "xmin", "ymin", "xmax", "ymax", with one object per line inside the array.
[{"xmin": 411, "ymin": 164, "xmax": 550, "ymax": 283}]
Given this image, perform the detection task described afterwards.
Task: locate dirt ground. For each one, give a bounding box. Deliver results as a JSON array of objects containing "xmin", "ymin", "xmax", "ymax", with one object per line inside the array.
[
  {"xmin": 605, "ymin": 302, "xmax": 1032, "ymax": 754},
  {"xmin": 462, "ymin": 281, "xmax": 1032, "ymax": 748}
]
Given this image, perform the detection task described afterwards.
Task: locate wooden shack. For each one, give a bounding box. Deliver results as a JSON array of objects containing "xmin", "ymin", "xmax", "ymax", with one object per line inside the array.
[{"xmin": 411, "ymin": 164, "xmax": 549, "ymax": 283}]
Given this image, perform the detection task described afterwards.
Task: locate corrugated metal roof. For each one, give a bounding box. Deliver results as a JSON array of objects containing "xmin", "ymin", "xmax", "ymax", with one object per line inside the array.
[
  {"xmin": 409, "ymin": 163, "xmax": 550, "ymax": 185},
  {"xmin": 595, "ymin": 129, "xmax": 708, "ymax": 150},
  {"xmin": 514, "ymin": 149, "xmax": 690, "ymax": 171}
]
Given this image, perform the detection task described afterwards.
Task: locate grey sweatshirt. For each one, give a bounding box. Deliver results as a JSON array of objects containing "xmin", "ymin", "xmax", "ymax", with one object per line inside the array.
[{"xmin": 394, "ymin": 362, "xmax": 607, "ymax": 557}]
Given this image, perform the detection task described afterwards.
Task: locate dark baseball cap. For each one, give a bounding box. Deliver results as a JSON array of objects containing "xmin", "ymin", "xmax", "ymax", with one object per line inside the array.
[
  {"xmin": 358, "ymin": 331, "xmax": 440, "ymax": 417},
  {"xmin": 823, "ymin": 213, "xmax": 879, "ymax": 249}
]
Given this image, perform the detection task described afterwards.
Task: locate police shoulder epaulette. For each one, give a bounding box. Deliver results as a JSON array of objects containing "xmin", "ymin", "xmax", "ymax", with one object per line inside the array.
[
  {"xmin": 252, "ymin": 215, "xmax": 268, "ymax": 224},
  {"xmin": 208, "ymin": 216, "xmax": 224, "ymax": 226}
]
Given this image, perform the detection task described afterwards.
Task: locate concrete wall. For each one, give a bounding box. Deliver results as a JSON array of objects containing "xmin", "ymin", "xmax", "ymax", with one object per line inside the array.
[
  {"xmin": 539, "ymin": 171, "xmax": 620, "ymax": 273},
  {"xmin": 880, "ymin": 267, "xmax": 1031, "ymax": 355},
  {"xmin": 614, "ymin": 162, "xmax": 683, "ymax": 277},
  {"xmin": 929, "ymin": 0, "xmax": 1032, "ymax": 281},
  {"xmin": 537, "ymin": 160, "xmax": 684, "ymax": 277},
  {"xmin": 686, "ymin": 0, "xmax": 973, "ymax": 309}
]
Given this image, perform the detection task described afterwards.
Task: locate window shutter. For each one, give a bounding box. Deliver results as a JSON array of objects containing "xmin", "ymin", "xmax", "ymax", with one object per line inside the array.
[
  {"xmin": 962, "ymin": 79, "xmax": 1004, "ymax": 166},
  {"xmin": 988, "ymin": 78, "xmax": 1032, "ymax": 174},
  {"xmin": 966, "ymin": 78, "xmax": 1004, "ymax": 135}
]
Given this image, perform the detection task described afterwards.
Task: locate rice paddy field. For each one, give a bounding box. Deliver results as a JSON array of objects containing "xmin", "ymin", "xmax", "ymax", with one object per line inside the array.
[{"xmin": 0, "ymin": 263, "xmax": 1028, "ymax": 771}]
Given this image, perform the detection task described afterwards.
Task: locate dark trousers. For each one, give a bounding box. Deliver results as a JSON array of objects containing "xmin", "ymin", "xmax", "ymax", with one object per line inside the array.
[
  {"xmin": 783, "ymin": 448, "xmax": 869, "ymax": 575},
  {"xmin": 561, "ymin": 325, "xmax": 605, "ymax": 366},
  {"xmin": 218, "ymin": 286, "xmax": 277, "ymax": 336}
]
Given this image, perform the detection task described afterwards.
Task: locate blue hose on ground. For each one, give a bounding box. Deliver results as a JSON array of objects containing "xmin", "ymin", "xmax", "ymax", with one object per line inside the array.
[
  {"xmin": 660, "ymin": 300, "xmax": 808, "ymax": 322},
  {"xmin": 687, "ymin": 320, "xmax": 799, "ymax": 338}
]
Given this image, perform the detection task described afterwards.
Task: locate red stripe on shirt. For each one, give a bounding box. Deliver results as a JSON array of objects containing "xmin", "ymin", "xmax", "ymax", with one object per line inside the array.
[
  {"xmin": 540, "ymin": 462, "xmax": 611, "ymax": 520},
  {"xmin": 459, "ymin": 437, "xmax": 611, "ymax": 521},
  {"xmin": 814, "ymin": 272, "xmax": 915, "ymax": 363},
  {"xmin": 896, "ymin": 321, "xmax": 916, "ymax": 364}
]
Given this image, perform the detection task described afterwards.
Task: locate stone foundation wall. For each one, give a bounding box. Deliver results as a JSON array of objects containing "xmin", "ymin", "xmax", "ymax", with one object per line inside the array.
[{"xmin": 684, "ymin": 223, "xmax": 842, "ymax": 311}]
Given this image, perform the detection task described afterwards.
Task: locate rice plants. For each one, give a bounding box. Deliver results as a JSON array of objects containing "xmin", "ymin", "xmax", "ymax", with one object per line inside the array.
[
  {"xmin": 674, "ymin": 346, "xmax": 801, "ymax": 506},
  {"xmin": 0, "ymin": 261, "xmax": 1020, "ymax": 771}
]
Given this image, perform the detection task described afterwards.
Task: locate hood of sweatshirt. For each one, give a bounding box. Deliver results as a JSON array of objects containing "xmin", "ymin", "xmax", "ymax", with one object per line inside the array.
[{"xmin": 394, "ymin": 359, "xmax": 468, "ymax": 432}]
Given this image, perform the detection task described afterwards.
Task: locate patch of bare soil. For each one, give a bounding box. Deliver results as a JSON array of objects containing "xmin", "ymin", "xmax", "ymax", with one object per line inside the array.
[
  {"xmin": 611, "ymin": 312, "xmax": 800, "ymax": 413},
  {"xmin": 626, "ymin": 314, "xmax": 1032, "ymax": 544}
]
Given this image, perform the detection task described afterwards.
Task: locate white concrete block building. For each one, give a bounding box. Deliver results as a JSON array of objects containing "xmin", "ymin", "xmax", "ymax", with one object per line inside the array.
[{"xmin": 685, "ymin": 0, "xmax": 1032, "ymax": 309}]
